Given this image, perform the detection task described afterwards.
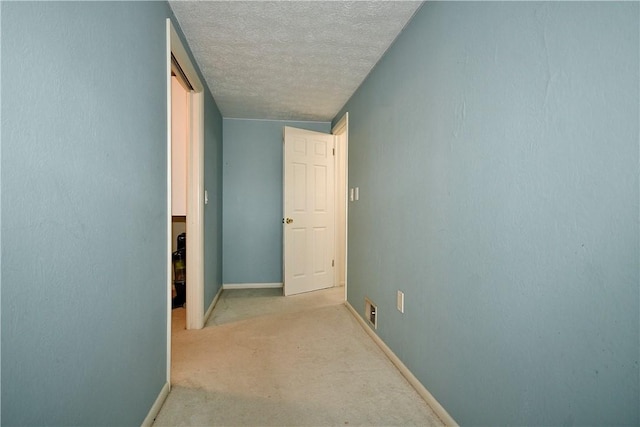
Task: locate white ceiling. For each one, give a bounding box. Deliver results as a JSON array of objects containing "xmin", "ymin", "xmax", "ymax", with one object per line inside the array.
[{"xmin": 169, "ymin": 1, "xmax": 423, "ymax": 121}]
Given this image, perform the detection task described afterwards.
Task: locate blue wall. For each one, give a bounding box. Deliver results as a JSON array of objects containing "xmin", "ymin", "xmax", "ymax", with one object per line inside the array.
[
  {"xmin": 1, "ymin": 2, "xmax": 222, "ymax": 424},
  {"xmin": 222, "ymin": 119, "xmax": 330, "ymax": 284},
  {"xmin": 203, "ymin": 94, "xmax": 224, "ymax": 308},
  {"xmin": 335, "ymin": 2, "xmax": 639, "ymax": 425}
]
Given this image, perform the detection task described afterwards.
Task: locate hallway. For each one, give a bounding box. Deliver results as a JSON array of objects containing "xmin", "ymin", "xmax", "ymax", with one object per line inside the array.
[{"xmin": 154, "ymin": 287, "xmax": 444, "ymax": 426}]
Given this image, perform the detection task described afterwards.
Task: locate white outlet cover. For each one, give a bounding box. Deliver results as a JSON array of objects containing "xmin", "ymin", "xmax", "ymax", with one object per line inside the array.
[{"xmin": 397, "ymin": 291, "xmax": 404, "ymax": 313}]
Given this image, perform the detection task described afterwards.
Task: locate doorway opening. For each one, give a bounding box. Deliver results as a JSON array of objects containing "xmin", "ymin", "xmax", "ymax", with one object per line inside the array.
[
  {"xmin": 281, "ymin": 115, "xmax": 348, "ymax": 299},
  {"xmin": 166, "ymin": 19, "xmax": 206, "ymax": 384}
]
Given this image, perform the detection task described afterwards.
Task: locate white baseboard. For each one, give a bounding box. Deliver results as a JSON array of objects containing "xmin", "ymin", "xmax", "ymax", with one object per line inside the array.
[
  {"xmin": 204, "ymin": 285, "xmax": 223, "ymax": 324},
  {"xmin": 344, "ymin": 301, "xmax": 458, "ymax": 427},
  {"xmin": 223, "ymin": 282, "xmax": 283, "ymax": 290},
  {"xmin": 141, "ymin": 381, "xmax": 170, "ymax": 427}
]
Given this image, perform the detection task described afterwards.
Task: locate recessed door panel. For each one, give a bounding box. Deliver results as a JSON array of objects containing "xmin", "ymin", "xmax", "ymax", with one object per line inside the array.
[
  {"xmin": 294, "ymin": 137, "xmax": 307, "ymax": 155},
  {"xmin": 313, "ymin": 227, "xmax": 327, "ymax": 274},
  {"xmin": 293, "ymin": 162, "xmax": 307, "ymax": 212},
  {"xmin": 292, "ymin": 228, "xmax": 307, "ymax": 278},
  {"xmin": 314, "ymin": 140, "xmax": 327, "ymax": 157},
  {"xmin": 314, "ymin": 165, "xmax": 327, "ymax": 212}
]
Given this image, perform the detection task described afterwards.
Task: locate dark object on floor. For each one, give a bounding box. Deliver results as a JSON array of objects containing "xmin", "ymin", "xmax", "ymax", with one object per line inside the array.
[{"xmin": 172, "ymin": 232, "xmax": 186, "ymax": 309}]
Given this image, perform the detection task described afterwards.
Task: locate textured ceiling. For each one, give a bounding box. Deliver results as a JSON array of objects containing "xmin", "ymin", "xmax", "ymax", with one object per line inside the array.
[{"xmin": 169, "ymin": 1, "xmax": 423, "ymax": 121}]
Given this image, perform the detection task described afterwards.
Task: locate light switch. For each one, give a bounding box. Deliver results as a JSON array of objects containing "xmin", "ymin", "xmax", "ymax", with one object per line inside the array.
[
  {"xmin": 355, "ymin": 187, "xmax": 359, "ymax": 201},
  {"xmin": 397, "ymin": 291, "xmax": 404, "ymax": 313}
]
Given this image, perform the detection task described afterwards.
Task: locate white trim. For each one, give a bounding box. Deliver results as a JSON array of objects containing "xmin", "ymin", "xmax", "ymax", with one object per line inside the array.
[
  {"xmin": 332, "ymin": 112, "xmax": 348, "ymax": 135},
  {"xmin": 140, "ymin": 382, "xmax": 170, "ymax": 427},
  {"xmin": 223, "ymin": 283, "xmax": 284, "ymax": 290},
  {"xmin": 169, "ymin": 24, "xmax": 203, "ymax": 92},
  {"xmin": 344, "ymin": 301, "xmax": 458, "ymax": 427},
  {"xmin": 164, "ymin": 18, "xmax": 173, "ymax": 385},
  {"xmin": 186, "ymin": 90, "xmax": 205, "ymax": 330},
  {"xmin": 203, "ymin": 286, "xmax": 223, "ymax": 324},
  {"xmin": 332, "ymin": 112, "xmax": 349, "ymax": 303}
]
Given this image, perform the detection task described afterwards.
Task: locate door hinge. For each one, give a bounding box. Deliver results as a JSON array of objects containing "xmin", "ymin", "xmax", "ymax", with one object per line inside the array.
[
  {"xmin": 332, "ymin": 259, "xmax": 335, "ymax": 267},
  {"xmin": 332, "ymin": 147, "xmax": 335, "ymax": 156}
]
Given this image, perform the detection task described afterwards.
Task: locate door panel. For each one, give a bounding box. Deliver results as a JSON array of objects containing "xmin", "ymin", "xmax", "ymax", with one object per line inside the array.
[
  {"xmin": 293, "ymin": 163, "xmax": 307, "ymax": 211},
  {"xmin": 314, "ymin": 166, "xmax": 327, "ymax": 211},
  {"xmin": 283, "ymin": 127, "xmax": 335, "ymax": 296}
]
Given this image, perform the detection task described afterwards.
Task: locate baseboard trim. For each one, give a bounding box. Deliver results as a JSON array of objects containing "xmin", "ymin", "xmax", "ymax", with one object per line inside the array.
[
  {"xmin": 344, "ymin": 301, "xmax": 458, "ymax": 427},
  {"xmin": 203, "ymin": 285, "xmax": 223, "ymax": 324},
  {"xmin": 141, "ymin": 381, "xmax": 170, "ymax": 427},
  {"xmin": 223, "ymin": 282, "xmax": 283, "ymax": 290}
]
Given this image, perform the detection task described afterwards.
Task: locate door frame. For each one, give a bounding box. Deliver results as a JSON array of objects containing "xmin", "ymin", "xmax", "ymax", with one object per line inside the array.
[
  {"xmin": 332, "ymin": 113, "xmax": 349, "ymax": 301},
  {"xmin": 166, "ymin": 19, "xmax": 205, "ymax": 381}
]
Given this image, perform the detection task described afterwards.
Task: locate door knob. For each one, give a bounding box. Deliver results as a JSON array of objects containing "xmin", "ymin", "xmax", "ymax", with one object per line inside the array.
[{"xmin": 286, "ymin": 218, "xmax": 294, "ymax": 224}]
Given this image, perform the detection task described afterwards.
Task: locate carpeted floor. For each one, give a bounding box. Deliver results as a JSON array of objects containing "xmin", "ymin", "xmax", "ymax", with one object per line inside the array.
[{"xmin": 153, "ymin": 286, "xmax": 444, "ymax": 426}]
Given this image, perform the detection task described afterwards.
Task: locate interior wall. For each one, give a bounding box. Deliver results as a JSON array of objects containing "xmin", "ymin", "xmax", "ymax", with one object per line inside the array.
[
  {"xmin": 334, "ymin": 2, "xmax": 639, "ymax": 425},
  {"xmin": 202, "ymin": 82, "xmax": 224, "ymax": 308},
  {"xmin": 222, "ymin": 119, "xmax": 331, "ymax": 284},
  {"xmin": 0, "ymin": 2, "xmax": 222, "ymax": 424}
]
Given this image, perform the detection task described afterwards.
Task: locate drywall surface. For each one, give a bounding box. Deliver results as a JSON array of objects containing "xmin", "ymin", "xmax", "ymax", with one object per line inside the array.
[
  {"xmin": 222, "ymin": 119, "xmax": 330, "ymax": 283},
  {"xmin": 0, "ymin": 2, "xmax": 221, "ymax": 424},
  {"xmin": 0, "ymin": 5, "xmax": 3, "ymax": 425},
  {"xmin": 203, "ymin": 85, "xmax": 224, "ymax": 308},
  {"xmin": 335, "ymin": 2, "xmax": 639, "ymax": 425}
]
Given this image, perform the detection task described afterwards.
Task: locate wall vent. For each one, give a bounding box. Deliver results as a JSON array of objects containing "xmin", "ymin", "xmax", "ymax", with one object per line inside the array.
[{"xmin": 365, "ymin": 297, "xmax": 378, "ymax": 329}]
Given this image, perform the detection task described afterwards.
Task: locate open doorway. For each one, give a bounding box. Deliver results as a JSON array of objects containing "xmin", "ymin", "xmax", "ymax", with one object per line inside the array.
[
  {"xmin": 166, "ymin": 19, "xmax": 206, "ymax": 384},
  {"xmin": 280, "ymin": 117, "xmax": 348, "ymax": 299},
  {"xmin": 170, "ymin": 66, "xmax": 190, "ymax": 317}
]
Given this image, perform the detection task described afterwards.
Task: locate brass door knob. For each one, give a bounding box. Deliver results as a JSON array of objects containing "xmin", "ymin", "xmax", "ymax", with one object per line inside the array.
[{"xmin": 285, "ymin": 218, "xmax": 294, "ymax": 224}]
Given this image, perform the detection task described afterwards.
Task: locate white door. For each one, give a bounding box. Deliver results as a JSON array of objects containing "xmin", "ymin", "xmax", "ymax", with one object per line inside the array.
[{"xmin": 283, "ymin": 126, "xmax": 335, "ymax": 296}]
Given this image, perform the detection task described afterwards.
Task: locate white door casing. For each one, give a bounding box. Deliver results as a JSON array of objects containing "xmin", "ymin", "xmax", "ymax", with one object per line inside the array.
[
  {"xmin": 332, "ymin": 112, "xmax": 348, "ymax": 294},
  {"xmin": 166, "ymin": 19, "xmax": 206, "ymax": 389},
  {"xmin": 283, "ymin": 127, "xmax": 335, "ymax": 296}
]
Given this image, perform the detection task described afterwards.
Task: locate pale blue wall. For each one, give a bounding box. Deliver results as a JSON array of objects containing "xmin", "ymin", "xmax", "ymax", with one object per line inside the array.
[
  {"xmin": 335, "ymin": 2, "xmax": 639, "ymax": 425},
  {"xmin": 222, "ymin": 119, "xmax": 330, "ymax": 284},
  {"xmin": 1, "ymin": 2, "xmax": 222, "ymax": 425},
  {"xmin": 0, "ymin": 5, "xmax": 3, "ymax": 425},
  {"xmin": 203, "ymin": 94, "xmax": 224, "ymax": 308}
]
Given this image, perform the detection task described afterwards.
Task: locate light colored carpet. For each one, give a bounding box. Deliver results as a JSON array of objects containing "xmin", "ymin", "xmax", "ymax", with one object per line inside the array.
[{"xmin": 154, "ymin": 286, "xmax": 444, "ymax": 426}]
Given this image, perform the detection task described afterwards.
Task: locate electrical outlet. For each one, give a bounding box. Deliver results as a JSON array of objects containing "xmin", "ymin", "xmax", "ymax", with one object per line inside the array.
[
  {"xmin": 365, "ymin": 297, "xmax": 377, "ymax": 329},
  {"xmin": 397, "ymin": 291, "xmax": 404, "ymax": 313}
]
